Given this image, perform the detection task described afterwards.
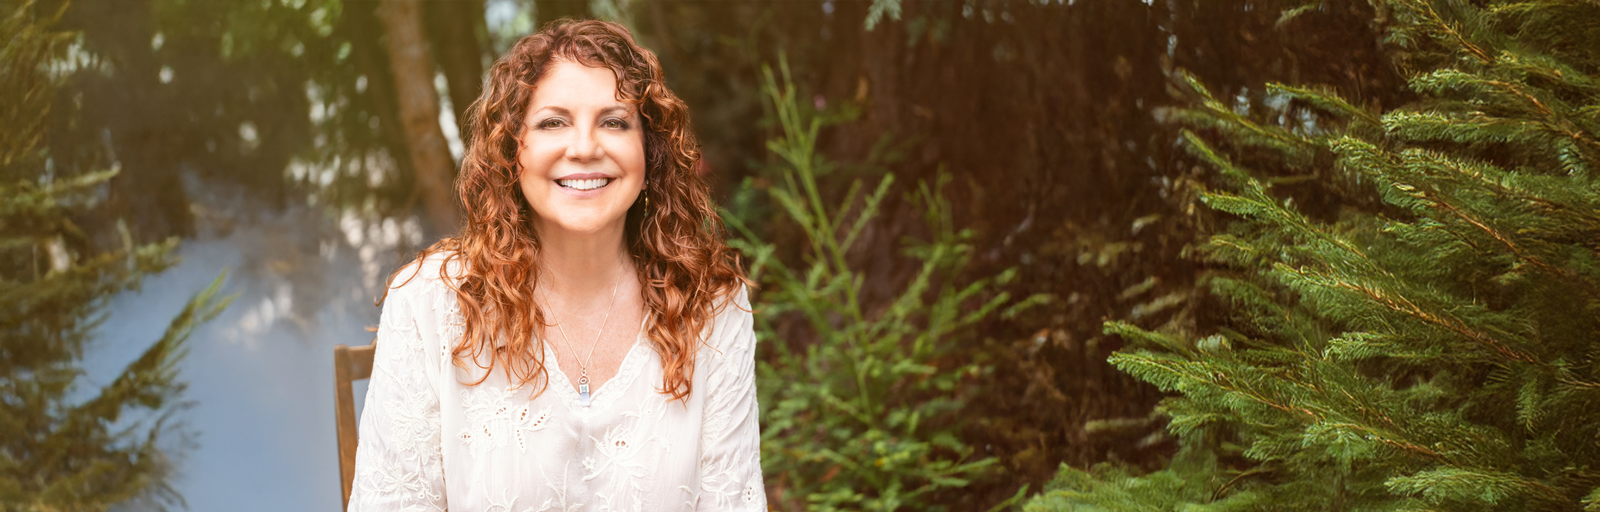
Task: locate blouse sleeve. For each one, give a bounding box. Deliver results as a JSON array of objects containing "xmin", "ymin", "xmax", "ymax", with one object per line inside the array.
[
  {"xmin": 348, "ymin": 276, "xmax": 448, "ymax": 512},
  {"xmin": 697, "ymin": 285, "xmax": 768, "ymax": 511}
]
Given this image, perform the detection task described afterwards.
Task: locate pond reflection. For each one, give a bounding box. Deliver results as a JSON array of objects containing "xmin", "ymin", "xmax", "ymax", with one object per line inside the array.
[{"xmin": 95, "ymin": 191, "xmax": 417, "ymax": 510}]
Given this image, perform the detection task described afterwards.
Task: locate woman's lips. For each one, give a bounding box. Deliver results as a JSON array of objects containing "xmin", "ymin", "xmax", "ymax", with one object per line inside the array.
[{"xmin": 551, "ymin": 174, "xmax": 615, "ymax": 198}]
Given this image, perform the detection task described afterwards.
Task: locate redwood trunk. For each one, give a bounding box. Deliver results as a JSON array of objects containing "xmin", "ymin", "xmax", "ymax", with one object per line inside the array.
[{"xmin": 377, "ymin": 0, "xmax": 459, "ymax": 234}]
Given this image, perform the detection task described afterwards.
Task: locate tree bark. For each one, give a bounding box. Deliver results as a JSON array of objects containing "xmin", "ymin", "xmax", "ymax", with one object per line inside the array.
[
  {"xmin": 376, "ymin": 0, "xmax": 459, "ymax": 234},
  {"xmin": 423, "ymin": 0, "xmax": 488, "ymax": 145}
]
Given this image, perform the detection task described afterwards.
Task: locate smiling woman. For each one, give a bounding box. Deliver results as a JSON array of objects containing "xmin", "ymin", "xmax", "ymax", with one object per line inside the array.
[{"xmin": 347, "ymin": 20, "xmax": 764, "ymax": 511}]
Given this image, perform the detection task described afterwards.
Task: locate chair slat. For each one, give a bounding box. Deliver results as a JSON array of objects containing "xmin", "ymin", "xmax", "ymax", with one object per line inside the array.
[
  {"xmin": 348, "ymin": 344, "xmax": 376, "ymax": 380},
  {"xmin": 336, "ymin": 338, "xmax": 379, "ymax": 511}
]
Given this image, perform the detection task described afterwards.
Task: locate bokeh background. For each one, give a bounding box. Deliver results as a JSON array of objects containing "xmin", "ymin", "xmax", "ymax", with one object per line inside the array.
[{"xmin": 5, "ymin": 0, "xmax": 1417, "ymax": 510}]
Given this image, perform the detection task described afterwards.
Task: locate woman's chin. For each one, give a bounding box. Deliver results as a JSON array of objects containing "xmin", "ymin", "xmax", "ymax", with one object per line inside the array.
[{"xmin": 533, "ymin": 216, "xmax": 627, "ymax": 239}]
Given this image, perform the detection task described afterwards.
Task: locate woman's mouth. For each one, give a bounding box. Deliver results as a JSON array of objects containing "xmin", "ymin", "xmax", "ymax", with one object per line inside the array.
[{"xmin": 557, "ymin": 178, "xmax": 613, "ymax": 191}]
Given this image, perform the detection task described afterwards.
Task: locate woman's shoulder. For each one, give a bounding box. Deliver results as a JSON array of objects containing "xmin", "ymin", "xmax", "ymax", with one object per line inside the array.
[
  {"xmin": 384, "ymin": 250, "xmax": 470, "ymax": 301},
  {"xmin": 702, "ymin": 280, "xmax": 754, "ymax": 351},
  {"xmin": 719, "ymin": 280, "xmax": 751, "ymax": 315}
]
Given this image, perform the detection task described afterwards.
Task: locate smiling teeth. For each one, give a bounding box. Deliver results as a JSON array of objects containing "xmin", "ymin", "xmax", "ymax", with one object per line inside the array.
[{"xmin": 558, "ymin": 178, "xmax": 611, "ymax": 190}]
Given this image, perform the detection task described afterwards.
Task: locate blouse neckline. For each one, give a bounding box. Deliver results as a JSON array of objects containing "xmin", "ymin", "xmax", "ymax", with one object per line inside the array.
[{"xmin": 541, "ymin": 312, "xmax": 652, "ymax": 412}]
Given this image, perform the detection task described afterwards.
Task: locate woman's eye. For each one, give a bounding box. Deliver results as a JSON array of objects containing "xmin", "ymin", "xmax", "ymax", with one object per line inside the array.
[
  {"xmin": 540, "ymin": 119, "xmax": 564, "ymax": 129},
  {"xmin": 603, "ymin": 119, "xmax": 629, "ymax": 129}
]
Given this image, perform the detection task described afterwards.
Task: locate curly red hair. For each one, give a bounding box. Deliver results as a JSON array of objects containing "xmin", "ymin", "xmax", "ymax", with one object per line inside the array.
[{"xmin": 389, "ymin": 19, "xmax": 747, "ymax": 402}]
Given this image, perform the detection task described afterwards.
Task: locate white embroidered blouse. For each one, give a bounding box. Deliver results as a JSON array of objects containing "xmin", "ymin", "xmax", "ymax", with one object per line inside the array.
[{"xmin": 348, "ymin": 255, "xmax": 767, "ymax": 511}]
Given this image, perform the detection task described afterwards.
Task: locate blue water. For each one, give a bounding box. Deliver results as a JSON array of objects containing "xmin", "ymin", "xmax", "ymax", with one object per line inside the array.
[{"xmin": 92, "ymin": 206, "xmax": 414, "ymax": 511}]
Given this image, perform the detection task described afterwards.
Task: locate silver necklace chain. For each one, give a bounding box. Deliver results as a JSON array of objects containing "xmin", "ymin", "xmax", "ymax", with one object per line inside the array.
[{"xmin": 541, "ymin": 266, "xmax": 623, "ymax": 406}]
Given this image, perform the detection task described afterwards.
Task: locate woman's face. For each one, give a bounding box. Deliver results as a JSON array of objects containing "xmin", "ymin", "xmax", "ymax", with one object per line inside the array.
[{"xmin": 517, "ymin": 60, "xmax": 646, "ymax": 240}]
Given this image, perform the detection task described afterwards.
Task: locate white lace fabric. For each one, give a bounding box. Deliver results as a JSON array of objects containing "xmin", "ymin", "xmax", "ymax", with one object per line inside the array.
[{"xmin": 348, "ymin": 255, "xmax": 767, "ymax": 511}]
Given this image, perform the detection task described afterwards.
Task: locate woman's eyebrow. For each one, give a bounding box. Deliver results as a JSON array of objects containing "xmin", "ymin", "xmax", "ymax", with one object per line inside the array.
[
  {"xmin": 534, "ymin": 106, "xmax": 572, "ymax": 116},
  {"xmin": 532, "ymin": 106, "xmax": 632, "ymax": 116}
]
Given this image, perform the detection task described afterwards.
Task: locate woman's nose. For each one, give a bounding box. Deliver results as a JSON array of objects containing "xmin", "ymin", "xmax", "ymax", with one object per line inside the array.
[{"xmin": 564, "ymin": 124, "xmax": 604, "ymax": 161}]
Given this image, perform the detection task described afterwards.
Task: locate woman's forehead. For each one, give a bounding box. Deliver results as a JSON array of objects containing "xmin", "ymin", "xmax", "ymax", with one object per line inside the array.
[{"xmin": 527, "ymin": 62, "xmax": 637, "ymax": 114}]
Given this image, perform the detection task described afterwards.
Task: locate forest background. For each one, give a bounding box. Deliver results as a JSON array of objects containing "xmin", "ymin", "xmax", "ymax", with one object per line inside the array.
[{"xmin": 5, "ymin": 0, "xmax": 1594, "ymax": 510}]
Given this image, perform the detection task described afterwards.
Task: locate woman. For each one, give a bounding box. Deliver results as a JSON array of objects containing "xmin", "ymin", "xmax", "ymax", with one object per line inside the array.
[{"xmin": 348, "ymin": 20, "xmax": 765, "ymax": 511}]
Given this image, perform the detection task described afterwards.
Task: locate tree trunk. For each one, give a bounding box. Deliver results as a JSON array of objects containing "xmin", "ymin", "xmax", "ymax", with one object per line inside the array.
[
  {"xmin": 423, "ymin": 0, "xmax": 488, "ymax": 145},
  {"xmin": 376, "ymin": 0, "xmax": 459, "ymax": 234}
]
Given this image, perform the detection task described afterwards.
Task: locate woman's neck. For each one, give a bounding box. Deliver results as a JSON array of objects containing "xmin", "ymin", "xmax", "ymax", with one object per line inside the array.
[{"xmin": 534, "ymin": 227, "xmax": 632, "ymax": 302}]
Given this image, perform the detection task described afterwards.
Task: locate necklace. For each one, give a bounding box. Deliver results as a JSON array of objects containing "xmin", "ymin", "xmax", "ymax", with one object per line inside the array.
[{"xmin": 541, "ymin": 267, "xmax": 623, "ymax": 408}]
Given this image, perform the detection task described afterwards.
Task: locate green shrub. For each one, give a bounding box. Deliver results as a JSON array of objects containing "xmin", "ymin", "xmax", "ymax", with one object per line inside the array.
[{"xmin": 728, "ymin": 61, "xmax": 1046, "ymax": 511}]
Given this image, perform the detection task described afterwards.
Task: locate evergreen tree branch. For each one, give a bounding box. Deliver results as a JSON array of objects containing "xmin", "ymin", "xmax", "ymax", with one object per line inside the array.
[
  {"xmin": 1108, "ymin": 351, "xmax": 1321, "ymax": 422},
  {"xmin": 1387, "ymin": 467, "xmax": 1567, "ymax": 507},
  {"xmin": 1274, "ymin": 264, "xmax": 1537, "ymax": 363},
  {"xmin": 1395, "ymin": 0, "xmax": 1495, "ymax": 64},
  {"xmin": 1427, "ymin": 194, "xmax": 1588, "ymax": 296}
]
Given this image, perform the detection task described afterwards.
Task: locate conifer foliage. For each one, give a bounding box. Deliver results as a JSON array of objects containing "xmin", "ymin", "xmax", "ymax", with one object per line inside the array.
[
  {"xmin": 1028, "ymin": 0, "xmax": 1600, "ymax": 510},
  {"xmin": 730, "ymin": 63, "xmax": 1046, "ymax": 511},
  {"xmin": 1, "ymin": 1, "xmax": 231, "ymax": 509}
]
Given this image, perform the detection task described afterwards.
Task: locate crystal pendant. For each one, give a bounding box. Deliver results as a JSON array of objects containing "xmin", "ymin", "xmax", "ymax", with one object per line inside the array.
[{"xmin": 579, "ymin": 375, "xmax": 591, "ymax": 407}]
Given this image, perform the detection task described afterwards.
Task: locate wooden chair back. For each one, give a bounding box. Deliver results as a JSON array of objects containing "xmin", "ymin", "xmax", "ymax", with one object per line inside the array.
[{"xmin": 334, "ymin": 340, "xmax": 376, "ymax": 511}]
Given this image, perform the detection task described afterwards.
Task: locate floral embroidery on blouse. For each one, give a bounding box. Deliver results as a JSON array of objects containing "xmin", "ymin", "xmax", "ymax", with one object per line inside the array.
[{"xmin": 458, "ymin": 384, "xmax": 552, "ymax": 456}]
